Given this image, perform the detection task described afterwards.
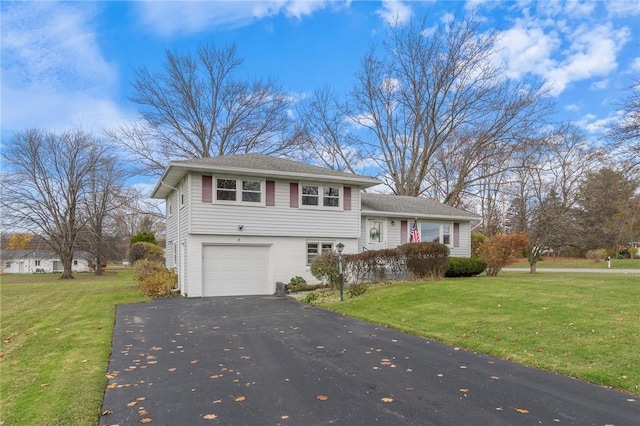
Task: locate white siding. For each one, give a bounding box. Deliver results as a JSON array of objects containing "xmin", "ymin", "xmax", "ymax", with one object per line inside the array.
[{"xmin": 190, "ymin": 173, "xmax": 361, "ymax": 239}]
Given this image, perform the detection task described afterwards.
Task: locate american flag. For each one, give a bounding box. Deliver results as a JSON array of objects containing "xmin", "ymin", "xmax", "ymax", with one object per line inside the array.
[{"xmin": 410, "ymin": 219, "xmax": 420, "ymax": 243}]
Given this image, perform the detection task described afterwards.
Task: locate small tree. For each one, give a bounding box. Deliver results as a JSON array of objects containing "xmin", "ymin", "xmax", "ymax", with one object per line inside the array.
[
  {"xmin": 129, "ymin": 242, "xmax": 164, "ymax": 265},
  {"xmin": 310, "ymin": 251, "xmax": 344, "ymax": 288},
  {"xmin": 130, "ymin": 231, "xmax": 157, "ymax": 246},
  {"xmin": 478, "ymin": 233, "xmax": 529, "ymax": 276}
]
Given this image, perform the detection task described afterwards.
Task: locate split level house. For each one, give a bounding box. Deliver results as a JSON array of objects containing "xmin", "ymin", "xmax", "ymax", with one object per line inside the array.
[{"xmin": 151, "ymin": 154, "xmax": 480, "ymax": 297}]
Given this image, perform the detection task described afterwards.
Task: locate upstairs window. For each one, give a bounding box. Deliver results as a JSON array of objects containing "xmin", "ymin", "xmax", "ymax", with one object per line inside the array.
[
  {"xmin": 301, "ymin": 184, "xmax": 341, "ymax": 208},
  {"xmin": 214, "ymin": 178, "xmax": 263, "ymax": 205}
]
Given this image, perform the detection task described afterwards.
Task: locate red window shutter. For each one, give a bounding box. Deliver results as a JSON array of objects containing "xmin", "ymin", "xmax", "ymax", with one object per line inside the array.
[
  {"xmin": 202, "ymin": 176, "xmax": 212, "ymax": 203},
  {"xmin": 289, "ymin": 183, "xmax": 299, "ymax": 208},
  {"xmin": 400, "ymin": 220, "xmax": 408, "ymax": 244},
  {"xmin": 343, "ymin": 187, "xmax": 351, "ymax": 210},
  {"xmin": 453, "ymin": 223, "xmax": 460, "ymax": 247},
  {"xmin": 266, "ymin": 180, "xmax": 275, "ymax": 206}
]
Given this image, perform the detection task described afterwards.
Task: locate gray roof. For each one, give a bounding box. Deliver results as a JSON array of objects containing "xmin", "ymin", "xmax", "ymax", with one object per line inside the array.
[
  {"xmin": 152, "ymin": 154, "xmax": 380, "ymax": 199},
  {"xmin": 361, "ymin": 193, "xmax": 480, "ymax": 221}
]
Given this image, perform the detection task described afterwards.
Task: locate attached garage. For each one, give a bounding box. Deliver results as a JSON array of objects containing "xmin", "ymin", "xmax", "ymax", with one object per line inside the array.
[{"xmin": 202, "ymin": 245, "xmax": 271, "ymax": 297}]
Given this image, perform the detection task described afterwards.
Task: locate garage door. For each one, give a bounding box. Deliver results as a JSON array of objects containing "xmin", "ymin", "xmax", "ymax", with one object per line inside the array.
[{"xmin": 202, "ymin": 245, "xmax": 270, "ymax": 297}]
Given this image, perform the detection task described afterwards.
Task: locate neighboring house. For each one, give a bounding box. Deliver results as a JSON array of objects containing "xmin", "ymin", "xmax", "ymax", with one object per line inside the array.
[
  {"xmin": 0, "ymin": 250, "xmax": 93, "ymax": 274},
  {"xmin": 151, "ymin": 154, "xmax": 480, "ymax": 298}
]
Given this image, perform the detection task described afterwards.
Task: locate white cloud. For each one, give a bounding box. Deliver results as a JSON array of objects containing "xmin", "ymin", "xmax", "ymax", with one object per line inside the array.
[
  {"xmin": 135, "ymin": 0, "xmax": 345, "ymax": 36},
  {"xmin": 631, "ymin": 57, "xmax": 640, "ymax": 72},
  {"xmin": 605, "ymin": 0, "xmax": 640, "ymax": 17},
  {"xmin": 376, "ymin": 0, "xmax": 413, "ymax": 26},
  {"xmin": 1, "ymin": 2, "xmax": 127, "ymax": 136}
]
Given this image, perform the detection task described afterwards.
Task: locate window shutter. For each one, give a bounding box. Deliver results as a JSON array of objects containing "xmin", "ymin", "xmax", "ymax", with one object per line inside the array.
[
  {"xmin": 202, "ymin": 176, "xmax": 212, "ymax": 203},
  {"xmin": 400, "ymin": 220, "xmax": 408, "ymax": 244},
  {"xmin": 289, "ymin": 183, "xmax": 299, "ymax": 208},
  {"xmin": 453, "ymin": 223, "xmax": 460, "ymax": 247},
  {"xmin": 266, "ymin": 180, "xmax": 275, "ymax": 206},
  {"xmin": 343, "ymin": 186, "xmax": 351, "ymax": 210}
]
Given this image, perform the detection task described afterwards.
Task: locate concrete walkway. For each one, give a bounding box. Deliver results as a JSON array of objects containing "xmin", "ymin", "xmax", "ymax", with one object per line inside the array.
[{"xmin": 101, "ymin": 296, "xmax": 639, "ymax": 425}]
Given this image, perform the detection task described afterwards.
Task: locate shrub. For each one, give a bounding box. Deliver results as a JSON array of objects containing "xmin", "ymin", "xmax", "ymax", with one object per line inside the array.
[
  {"xmin": 445, "ymin": 257, "xmax": 488, "ymax": 277},
  {"xmin": 310, "ymin": 251, "xmax": 345, "ymax": 288},
  {"xmin": 300, "ymin": 291, "xmax": 318, "ymax": 304},
  {"xmin": 397, "ymin": 242, "xmax": 449, "ymax": 280},
  {"xmin": 289, "ymin": 276, "xmax": 307, "ymax": 285},
  {"xmin": 478, "ymin": 233, "xmax": 529, "ymax": 276},
  {"xmin": 287, "ymin": 283, "xmax": 328, "ymax": 293},
  {"xmin": 130, "ymin": 231, "xmax": 157, "ymax": 246},
  {"xmin": 133, "ymin": 259, "xmax": 177, "ymax": 297},
  {"xmin": 346, "ymin": 283, "xmax": 368, "ymax": 298},
  {"xmin": 129, "ymin": 242, "xmax": 165, "ymax": 265},
  {"xmin": 585, "ymin": 248, "xmax": 607, "ymax": 262},
  {"xmin": 471, "ymin": 232, "xmax": 487, "ymax": 256}
]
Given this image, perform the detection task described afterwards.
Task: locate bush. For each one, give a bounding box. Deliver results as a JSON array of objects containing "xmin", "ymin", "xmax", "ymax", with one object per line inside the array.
[
  {"xmin": 397, "ymin": 242, "xmax": 449, "ymax": 280},
  {"xmin": 300, "ymin": 291, "xmax": 318, "ymax": 304},
  {"xmin": 130, "ymin": 231, "xmax": 157, "ymax": 246},
  {"xmin": 129, "ymin": 242, "xmax": 165, "ymax": 265},
  {"xmin": 310, "ymin": 251, "xmax": 344, "ymax": 288},
  {"xmin": 346, "ymin": 283, "xmax": 368, "ymax": 298},
  {"xmin": 287, "ymin": 283, "xmax": 328, "ymax": 293},
  {"xmin": 471, "ymin": 232, "xmax": 487, "ymax": 256},
  {"xmin": 478, "ymin": 233, "xmax": 529, "ymax": 276},
  {"xmin": 289, "ymin": 276, "xmax": 307, "ymax": 285},
  {"xmin": 445, "ymin": 257, "xmax": 487, "ymax": 277},
  {"xmin": 133, "ymin": 259, "xmax": 177, "ymax": 297},
  {"xmin": 585, "ymin": 248, "xmax": 607, "ymax": 262}
]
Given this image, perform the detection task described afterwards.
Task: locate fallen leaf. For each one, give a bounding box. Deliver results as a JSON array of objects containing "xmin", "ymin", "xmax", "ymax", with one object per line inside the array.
[
  {"xmin": 127, "ymin": 401, "xmax": 138, "ymax": 407},
  {"xmin": 140, "ymin": 418, "xmax": 152, "ymax": 423},
  {"xmin": 234, "ymin": 396, "xmax": 246, "ymax": 402},
  {"xmin": 101, "ymin": 410, "xmax": 113, "ymax": 416},
  {"xmin": 281, "ymin": 415, "xmax": 290, "ymax": 419},
  {"xmin": 405, "ymin": 387, "xmax": 415, "ymax": 391},
  {"xmin": 626, "ymin": 398, "xmax": 636, "ymax": 402},
  {"xmin": 136, "ymin": 397, "xmax": 146, "ymax": 401},
  {"xmin": 240, "ymin": 355, "xmax": 251, "ymax": 359},
  {"xmin": 515, "ymin": 408, "xmax": 529, "ymax": 414},
  {"xmin": 381, "ymin": 397, "xmax": 394, "ymax": 403},
  {"xmin": 190, "ymin": 360, "xmax": 199, "ymax": 364},
  {"xmin": 316, "ymin": 395, "xmax": 329, "ymax": 401},
  {"xmin": 212, "ymin": 399, "xmax": 222, "ymax": 404},
  {"xmin": 459, "ymin": 388, "xmax": 469, "ymax": 393},
  {"xmin": 490, "ymin": 376, "xmax": 500, "ymax": 380},
  {"xmin": 138, "ymin": 409, "xmax": 148, "ymax": 416},
  {"xmin": 210, "ymin": 375, "xmax": 221, "ymax": 380},
  {"xmin": 168, "ymin": 368, "xmax": 176, "ymax": 372},
  {"xmin": 203, "ymin": 414, "xmax": 218, "ymax": 420},
  {"xmin": 40, "ymin": 383, "xmax": 49, "ymax": 387}
]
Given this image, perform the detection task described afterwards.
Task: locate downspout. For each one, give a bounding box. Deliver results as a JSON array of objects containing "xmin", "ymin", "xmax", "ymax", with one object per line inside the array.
[{"xmin": 160, "ymin": 181, "xmax": 181, "ymax": 292}]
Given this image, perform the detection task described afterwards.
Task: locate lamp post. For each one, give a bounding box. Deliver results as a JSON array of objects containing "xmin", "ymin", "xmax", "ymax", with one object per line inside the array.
[{"xmin": 336, "ymin": 242, "xmax": 344, "ymax": 301}]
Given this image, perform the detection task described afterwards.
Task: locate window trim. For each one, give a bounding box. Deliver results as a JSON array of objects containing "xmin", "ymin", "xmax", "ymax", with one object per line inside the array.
[
  {"xmin": 306, "ymin": 241, "xmax": 335, "ymax": 265},
  {"xmin": 415, "ymin": 221, "xmax": 454, "ymax": 247},
  {"xmin": 300, "ymin": 183, "xmax": 342, "ymax": 209},
  {"xmin": 213, "ymin": 177, "xmax": 265, "ymax": 206}
]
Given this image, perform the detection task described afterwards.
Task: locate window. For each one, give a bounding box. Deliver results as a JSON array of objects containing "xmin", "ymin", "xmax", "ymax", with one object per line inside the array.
[
  {"xmin": 242, "ymin": 180, "xmax": 261, "ymax": 202},
  {"xmin": 307, "ymin": 242, "xmax": 333, "ymax": 265},
  {"xmin": 35, "ymin": 260, "xmax": 41, "ymax": 266},
  {"xmin": 217, "ymin": 179, "xmax": 237, "ymax": 201},
  {"xmin": 215, "ymin": 178, "xmax": 263, "ymax": 204},
  {"xmin": 442, "ymin": 224, "xmax": 451, "ymax": 245},
  {"xmin": 301, "ymin": 184, "xmax": 340, "ymax": 208},
  {"xmin": 421, "ymin": 222, "xmax": 440, "ymax": 243},
  {"xmin": 302, "ymin": 185, "xmax": 319, "ymax": 206},
  {"xmin": 73, "ymin": 260, "xmax": 78, "ymax": 266}
]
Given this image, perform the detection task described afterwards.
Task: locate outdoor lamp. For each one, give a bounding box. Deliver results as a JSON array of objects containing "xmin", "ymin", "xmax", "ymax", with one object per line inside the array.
[{"xmin": 336, "ymin": 243, "xmax": 344, "ymax": 301}]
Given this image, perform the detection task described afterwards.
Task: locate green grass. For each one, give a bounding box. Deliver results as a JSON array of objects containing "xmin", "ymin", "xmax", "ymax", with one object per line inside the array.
[
  {"xmin": 316, "ymin": 273, "xmax": 640, "ymax": 395},
  {"xmin": 509, "ymin": 257, "xmax": 640, "ymax": 269},
  {"xmin": 0, "ymin": 269, "xmax": 149, "ymax": 425}
]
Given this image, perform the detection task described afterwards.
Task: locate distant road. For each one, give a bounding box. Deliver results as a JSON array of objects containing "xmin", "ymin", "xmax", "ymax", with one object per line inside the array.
[{"xmin": 504, "ymin": 268, "xmax": 640, "ymax": 274}]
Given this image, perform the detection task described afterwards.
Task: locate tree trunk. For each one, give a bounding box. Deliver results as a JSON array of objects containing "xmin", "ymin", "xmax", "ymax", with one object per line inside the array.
[{"xmin": 529, "ymin": 260, "xmax": 537, "ymax": 274}]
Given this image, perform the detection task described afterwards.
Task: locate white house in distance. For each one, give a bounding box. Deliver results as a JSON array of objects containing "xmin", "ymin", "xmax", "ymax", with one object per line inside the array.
[
  {"xmin": 1, "ymin": 250, "xmax": 92, "ymax": 274},
  {"xmin": 151, "ymin": 154, "xmax": 480, "ymax": 298}
]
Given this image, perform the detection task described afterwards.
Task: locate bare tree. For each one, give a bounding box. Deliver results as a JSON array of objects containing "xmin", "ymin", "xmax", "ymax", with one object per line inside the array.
[
  {"xmin": 609, "ymin": 80, "xmax": 640, "ymax": 172},
  {"xmin": 80, "ymin": 150, "xmax": 128, "ymax": 275},
  {"xmin": 348, "ymin": 15, "xmax": 550, "ymax": 200},
  {"xmin": 1, "ymin": 129, "xmax": 104, "ymax": 278},
  {"xmin": 107, "ymin": 43, "xmax": 301, "ymax": 175}
]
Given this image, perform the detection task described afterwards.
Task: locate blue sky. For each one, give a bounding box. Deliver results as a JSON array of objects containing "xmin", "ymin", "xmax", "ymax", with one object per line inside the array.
[{"xmin": 2, "ymin": 0, "xmax": 639, "ymax": 156}]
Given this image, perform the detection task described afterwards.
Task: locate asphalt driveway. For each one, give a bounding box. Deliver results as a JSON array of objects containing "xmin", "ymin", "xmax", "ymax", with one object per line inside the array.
[{"xmin": 101, "ymin": 296, "xmax": 638, "ymax": 425}]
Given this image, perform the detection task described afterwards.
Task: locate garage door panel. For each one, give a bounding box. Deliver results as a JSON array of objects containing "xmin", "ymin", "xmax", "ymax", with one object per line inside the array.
[{"xmin": 203, "ymin": 245, "xmax": 270, "ymax": 297}]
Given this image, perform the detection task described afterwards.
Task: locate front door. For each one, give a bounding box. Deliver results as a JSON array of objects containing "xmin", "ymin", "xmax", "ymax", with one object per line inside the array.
[{"xmin": 366, "ymin": 218, "xmax": 387, "ymax": 250}]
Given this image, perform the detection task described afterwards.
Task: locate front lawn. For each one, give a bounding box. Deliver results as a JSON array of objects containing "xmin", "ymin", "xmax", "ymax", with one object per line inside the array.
[
  {"xmin": 0, "ymin": 269, "xmax": 149, "ymax": 425},
  {"xmin": 316, "ymin": 273, "xmax": 640, "ymax": 395},
  {"xmin": 509, "ymin": 257, "xmax": 640, "ymax": 269}
]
